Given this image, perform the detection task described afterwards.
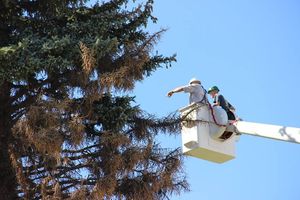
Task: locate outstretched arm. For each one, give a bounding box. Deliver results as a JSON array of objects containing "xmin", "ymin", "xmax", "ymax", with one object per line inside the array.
[{"xmin": 167, "ymin": 86, "xmax": 185, "ymax": 97}]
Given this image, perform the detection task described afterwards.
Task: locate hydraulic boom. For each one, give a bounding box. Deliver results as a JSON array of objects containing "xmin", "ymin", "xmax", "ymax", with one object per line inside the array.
[{"xmin": 228, "ymin": 121, "xmax": 300, "ymax": 144}]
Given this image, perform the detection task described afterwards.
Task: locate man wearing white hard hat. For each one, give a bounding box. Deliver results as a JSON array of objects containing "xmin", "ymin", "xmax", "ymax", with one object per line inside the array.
[{"xmin": 167, "ymin": 78, "xmax": 206, "ymax": 104}]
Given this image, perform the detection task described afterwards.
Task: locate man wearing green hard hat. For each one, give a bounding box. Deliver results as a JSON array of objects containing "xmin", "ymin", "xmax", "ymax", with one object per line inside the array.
[{"xmin": 207, "ymin": 86, "xmax": 236, "ymax": 120}]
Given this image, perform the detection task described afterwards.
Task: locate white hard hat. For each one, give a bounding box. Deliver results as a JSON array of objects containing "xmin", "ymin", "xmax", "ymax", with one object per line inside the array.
[{"xmin": 189, "ymin": 77, "xmax": 201, "ymax": 84}]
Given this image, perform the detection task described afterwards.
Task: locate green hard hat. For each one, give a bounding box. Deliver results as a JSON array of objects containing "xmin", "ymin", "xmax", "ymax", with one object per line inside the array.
[{"xmin": 208, "ymin": 86, "xmax": 219, "ymax": 94}]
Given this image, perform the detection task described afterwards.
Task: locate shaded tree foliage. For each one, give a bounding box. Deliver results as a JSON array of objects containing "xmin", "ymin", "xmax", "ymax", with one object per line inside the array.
[{"xmin": 0, "ymin": 0, "xmax": 188, "ymax": 199}]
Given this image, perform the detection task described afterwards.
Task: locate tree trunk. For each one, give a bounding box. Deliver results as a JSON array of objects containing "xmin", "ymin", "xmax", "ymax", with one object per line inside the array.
[{"xmin": 0, "ymin": 82, "xmax": 18, "ymax": 199}]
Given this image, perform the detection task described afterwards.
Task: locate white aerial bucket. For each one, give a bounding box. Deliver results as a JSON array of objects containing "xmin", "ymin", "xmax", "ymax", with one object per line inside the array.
[{"xmin": 180, "ymin": 102, "xmax": 237, "ymax": 163}]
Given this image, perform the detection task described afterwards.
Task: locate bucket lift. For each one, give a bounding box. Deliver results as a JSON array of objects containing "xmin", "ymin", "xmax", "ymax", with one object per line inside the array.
[{"xmin": 180, "ymin": 102, "xmax": 300, "ymax": 163}]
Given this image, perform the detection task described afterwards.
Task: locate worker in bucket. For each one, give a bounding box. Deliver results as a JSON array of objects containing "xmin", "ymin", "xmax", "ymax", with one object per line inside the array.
[
  {"xmin": 207, "ymin": 86, "xmax": 236, "ymax": 120},
  {"xmin": 167, "ymin": 78, "xmax": 206, "ymax": 104}
]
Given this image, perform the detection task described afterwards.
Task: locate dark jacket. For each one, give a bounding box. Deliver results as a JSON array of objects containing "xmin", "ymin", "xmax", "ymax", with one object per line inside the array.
[{"xmin": 214, "ymin": 94, "xmax": 235, "ymax": 120}]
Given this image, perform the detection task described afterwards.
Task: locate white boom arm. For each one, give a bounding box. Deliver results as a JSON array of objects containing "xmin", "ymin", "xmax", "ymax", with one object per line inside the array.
[{"xmin": 229, "ymin": 121, "xmax": 300, "ymax": 144}]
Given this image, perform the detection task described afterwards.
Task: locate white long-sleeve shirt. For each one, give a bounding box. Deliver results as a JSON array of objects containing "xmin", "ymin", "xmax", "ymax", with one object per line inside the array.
[{"xmin": 182, "ymin": 83, "xmax": 206, "ymax": 104}]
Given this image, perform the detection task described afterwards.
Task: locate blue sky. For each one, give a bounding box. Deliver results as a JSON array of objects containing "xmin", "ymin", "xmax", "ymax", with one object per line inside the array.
[{"xmin": 132, "ymin": 0, "xmax": 300, "ymax": 200}]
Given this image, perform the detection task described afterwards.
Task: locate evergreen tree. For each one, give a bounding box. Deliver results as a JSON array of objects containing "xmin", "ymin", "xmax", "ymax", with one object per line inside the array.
[{"xmin": 0, "ymin": 0, "xmax": 188, "ymax": 199}]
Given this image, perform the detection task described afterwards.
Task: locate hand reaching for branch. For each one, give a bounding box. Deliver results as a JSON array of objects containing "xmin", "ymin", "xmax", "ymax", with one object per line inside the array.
[{"xmin": 167, "ymin": 91, "xmax": 174, "ymax": 97}]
